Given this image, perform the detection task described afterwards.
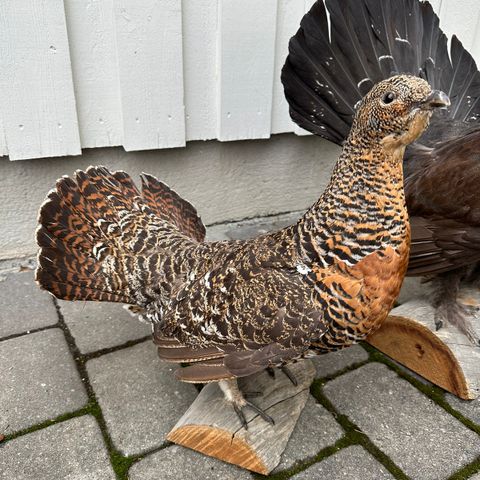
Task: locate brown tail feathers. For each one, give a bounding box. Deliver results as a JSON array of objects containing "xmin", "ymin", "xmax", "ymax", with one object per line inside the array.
[{"xmin": 35, "ymin": 166, "xmax": 205, "ymax": 303}]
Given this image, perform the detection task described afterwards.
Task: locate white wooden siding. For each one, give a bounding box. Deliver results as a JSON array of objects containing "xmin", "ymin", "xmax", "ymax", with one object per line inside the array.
[
  {"xmin": 0, "ymin": 0, "xmax": 479, "ymax": 160},
  {"xmin": 182, "ymin": 0, "xmax": 218, "ymax": 141},
  {"xmin": 216, "ymin": 0, "xmax": 277, "ymax": 141},
  {"xmin": 114, "ymin": 0, "xmax": 186, "ymax": 151},
  {"xmin": 0, "ymin": 0, "xmax": 81, "ymax": 160},
  {"xmin": 64, "ymin": 0, "xmax": 123, "ymax": 149}
]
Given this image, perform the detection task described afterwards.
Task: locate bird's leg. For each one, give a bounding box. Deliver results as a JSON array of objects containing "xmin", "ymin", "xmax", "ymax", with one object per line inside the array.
[
  {"xmin": 218, "ymin": 379, "xmax": 274, "ymax": 429},
  {"xmin": 432, "ymin": 270, "xmax": 480, "ymax": 345},
  {"xmin": 280, "ymin": 365, "xmax": 298, "ymax": 386},
  {"xmin": 266, "ymin": 367, "xmax": 275, "ymax": 379}
]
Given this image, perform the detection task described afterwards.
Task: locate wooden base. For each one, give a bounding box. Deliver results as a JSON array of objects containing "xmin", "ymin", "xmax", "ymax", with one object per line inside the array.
[
  {"xmin": 367, "ymin": 287, "xmax": 480, "ymax": 399},
  {"xmin": 167, "ymin": 360, "xmax": 315, "ymax": 474}
]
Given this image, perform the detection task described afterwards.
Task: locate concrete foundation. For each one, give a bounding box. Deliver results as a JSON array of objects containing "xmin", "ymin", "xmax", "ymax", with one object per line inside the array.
[{"xmin": 0, "ymin": 134, "xmax": 339, "ymax": 260}]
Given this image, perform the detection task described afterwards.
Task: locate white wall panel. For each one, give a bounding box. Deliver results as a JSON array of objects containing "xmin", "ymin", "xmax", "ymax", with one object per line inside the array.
[
  {"xmin": 428, "ymin": 0, "xmax": 443, "ymax": 13},
  {"xmin": 0, "ymin": 0, "xmax": 81, "ymax": 160},
  {"xmin": 437, "ymin": 0, "xmax": 480, "ymax": 64},
  {"xmin": 271, "ymin": 0, "xmax": 305, "ymax": 134},
  {"xmin": 1, "ymin": 0, "xmax": 479, "ymax": 160},
  {"xmin": 114, "ymin": 0, "xmax": 185, "ymax": 151},
  {"xmin": 182, "ymin": 0, "xmax": 218, "ymax": 142},
  {"xmin": 217, "ymin": 0, "xmax": 278, "ymax": 141},
  {"xmin": 64, "ymin": 0, "xmax": 123, "ymax": 148},
  {"xmin": 472, "ymin": 21, "xmax": 480, "ymax": 66},
  {"xmin": 0, "ymin": 118, "xmax": 8, "ymax": 157}
]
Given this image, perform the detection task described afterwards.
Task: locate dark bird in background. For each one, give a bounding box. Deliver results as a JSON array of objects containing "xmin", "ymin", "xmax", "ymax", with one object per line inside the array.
[
  {"xmin": 281, "ymin": 0, "xmax": 480, "ymax": 344},
  {"xmin": 35, "ymin": 75, "xmax": 447, "ymax": 427}
]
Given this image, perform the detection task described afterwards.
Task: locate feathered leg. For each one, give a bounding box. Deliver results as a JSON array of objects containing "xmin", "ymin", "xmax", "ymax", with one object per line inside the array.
[
  {"xmin": 432, "ymin": 269, "xmax": 480, "ymax": 345},
  {"xmin": 218, "ymin": 379, "xmax": 274, "ymax": 429}
]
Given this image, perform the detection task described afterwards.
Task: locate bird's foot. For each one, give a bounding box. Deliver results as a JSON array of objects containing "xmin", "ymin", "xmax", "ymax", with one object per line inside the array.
[
  {"xmin": 265, "ymin": 365, "xmax": 298, "ymax": 386},
  {"xmin": 266, "ymin": 367, "xmax": 275, "ymax": 378},
  {"xmin": 243, "ymin": 391, "xmax": 262, "ymax": 399},
  {"xmin": 434, "ymin": 301, "xmax": 480, "ymax": 346},
  {"xmin": 218, "ymin": 379, "xmax": 274, "ymax": 430},
  {"xmin": 232, "ymin": 400, "xmax": 275, "ymax": 430},
  {"xmin": 281, "ymin": 365, "xmax": 298, "ymax": 386}
]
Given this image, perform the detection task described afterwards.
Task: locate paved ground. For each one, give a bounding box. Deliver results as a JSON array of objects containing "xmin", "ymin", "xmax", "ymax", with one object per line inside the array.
[{"xmin": 1, "ymin": 213, "xmax": 480, "ymax": 480}]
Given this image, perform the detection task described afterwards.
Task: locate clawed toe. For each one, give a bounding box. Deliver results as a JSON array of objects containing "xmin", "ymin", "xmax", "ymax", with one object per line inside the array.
[
  {"xmin": 245, "ymin": 401, "xmax": 275, "ymax": 425},
  {"xmin": 232, "ymin": 401, "xmax": 275, "ymax": 429},
  {"xmin": 281, "ymin": 365, "xmax": 298, "ymax": 386},
  {"xmin": 233, "ymin": 403, "xmax": 248, "ymax": 429},
  {"xmin": 219, "ymin": 379, "xmax": 275, "ymax": 429},
  {"xmin": 435, "ymin": 301, "xmax": 480, "ymax": 345},
  {"xmin": 434, "ymin": 315, "xmax": 443, "ymax": 331},
  {"xmin": 243, "ymin": 391, "xmax": 262, "ymax": 399},
  {"xmin": 265, "ymin": 365, "xmax": 298, "ymax": 386},
  {"xmin": 266, "ymin": 367, "xmax": 275, "ymax": 378}
]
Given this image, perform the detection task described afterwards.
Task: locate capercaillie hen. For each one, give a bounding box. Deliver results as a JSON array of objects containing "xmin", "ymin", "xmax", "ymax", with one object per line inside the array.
[
  {"xmin": 36, "ymin": 76, "xmax": 448, "ymax": 428},
  {"xmin": 281, "ymin": 0, "xmax": 480, "ymax": 344}
]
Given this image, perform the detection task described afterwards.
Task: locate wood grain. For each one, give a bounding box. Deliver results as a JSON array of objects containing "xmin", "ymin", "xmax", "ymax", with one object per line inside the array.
[
  {"xmin": 367, "ymin": 287, "xmax": 480, "ymax": 399},
  {"xmin": 168, "ymin": 359, "xmax": 315, "ymax": 474}
]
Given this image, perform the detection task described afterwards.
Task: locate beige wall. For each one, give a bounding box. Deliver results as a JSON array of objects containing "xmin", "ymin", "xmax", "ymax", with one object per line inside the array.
[{"xmin": 0, "ymin": 134, "xmax": 340, "ymax": 260}]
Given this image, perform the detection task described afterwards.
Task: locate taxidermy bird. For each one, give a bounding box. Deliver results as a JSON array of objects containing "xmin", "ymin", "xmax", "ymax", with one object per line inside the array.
[
  {"xmin": 36, "ymin": 75, "xmax": 448, "ymax": 427},
  {"xmin": 281, "ymin": 0, "xmax": 480, "ymax": 344}
]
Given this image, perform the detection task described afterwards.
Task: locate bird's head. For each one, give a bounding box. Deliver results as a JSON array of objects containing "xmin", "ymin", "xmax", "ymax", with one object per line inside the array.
[{"xmin": 351, "ymin": 75, "xmax": 450, "ymax": 150}]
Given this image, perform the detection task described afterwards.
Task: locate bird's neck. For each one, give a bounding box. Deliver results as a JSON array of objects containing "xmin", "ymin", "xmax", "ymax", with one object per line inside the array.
[{"xmin": 296, "ymin": 138, "xmax": 409, "ymax": 267}]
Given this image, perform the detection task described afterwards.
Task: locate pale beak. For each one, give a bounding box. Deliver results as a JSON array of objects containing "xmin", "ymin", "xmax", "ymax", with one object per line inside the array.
[{"xmin": 421, "ymin": 90, "xmax": 450, "ymax": 109}]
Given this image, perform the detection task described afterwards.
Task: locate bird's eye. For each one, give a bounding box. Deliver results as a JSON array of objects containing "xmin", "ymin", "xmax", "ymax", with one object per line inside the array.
[{"xmin": 382, "ymin": 92, "xmax": 396, "ymax": 104}]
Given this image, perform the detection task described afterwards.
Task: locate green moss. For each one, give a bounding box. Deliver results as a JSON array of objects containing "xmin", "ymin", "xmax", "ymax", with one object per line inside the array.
[
  {"xmin": 447, "ymin": 457, "xmax": 480, "ymax": 480},
  {"xmin": 251, "ymin": 436, "xmax": 353, "ymax": 480},
  {"xmin": 310, "ymin": 380, "xmax": 409, "ymax": 480},
  {"xmin": 83, "ymin": 336, "xmax": 151, "ymax": 362},
  {"xmin": 314, "ymin": 359, "xmax": 370, "ymax": 384},
  {"xmin": 110, "ymin": 450, "xmax": 139, "ymax": 480},
  {"xmin": 2, "ymin": 403, "xmax": 93, "ymax": 442}
]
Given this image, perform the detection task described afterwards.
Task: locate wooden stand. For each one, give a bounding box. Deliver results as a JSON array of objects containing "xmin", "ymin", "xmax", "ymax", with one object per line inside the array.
[
  {"xmin": 167, "ymin": 360, "xmax": 315, "ymax": 474},
  {"xmin": 367, "ymin": 287, "xmax": 480, "ymax": 400}
]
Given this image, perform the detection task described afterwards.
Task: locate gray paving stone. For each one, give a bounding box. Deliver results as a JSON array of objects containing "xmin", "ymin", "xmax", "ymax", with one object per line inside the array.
[
  {"xmin": 446, "ymin": 393, "xmax": 480, "ymax": 424},
  {"xmin": 323, "ymin": 363, "xmax": 480, "ymax": 480},
  {"xmin": 0, "ymin": 270, "xmax": 57, "ymax": 338},
  {"xmin": 469, "ymin": 473, "xmax": 480, "ymax": 479},
  {"xmin": 274, "ymin": 395, "xmax": 344, "ymax": 472},
  {"xmin": 313, "ymin": 345, "xmax": 368, "ymax": 379},
  {"xmin": 291, "ymin": 445, "xmax": 395, "ymax": 480},
  {"xmin": 87, "ymin": 341, "xmax": 197, "ymax": 455},
  {"xmin": 0, "ymin": 329, "xmax": 88, "ymax": 434},
  {"xmin": 58, "ymin": 300, "xmax": 151, "ymax": 354},
  {"xmin": 0, "ymin": 416, "xmax": 116, "ymax": 480},
  {"xmin": 129, "ymin": 445, "xmax": 252, "ymax": 480}
]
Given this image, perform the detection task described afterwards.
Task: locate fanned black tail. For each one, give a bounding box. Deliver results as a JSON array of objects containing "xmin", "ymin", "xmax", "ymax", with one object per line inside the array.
[{"xmin": 281, "ymin": 0, "xmax": 480, "ymax": 145}]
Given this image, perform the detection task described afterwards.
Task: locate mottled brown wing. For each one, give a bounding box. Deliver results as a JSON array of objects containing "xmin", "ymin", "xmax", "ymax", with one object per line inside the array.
[
  {"xmin": 160, "ymin": 264, "xmax": 326, "ymax": 378},
  {"xmin": 408, "ymin": 216, "xmax": 480, "ymax": 276}
]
